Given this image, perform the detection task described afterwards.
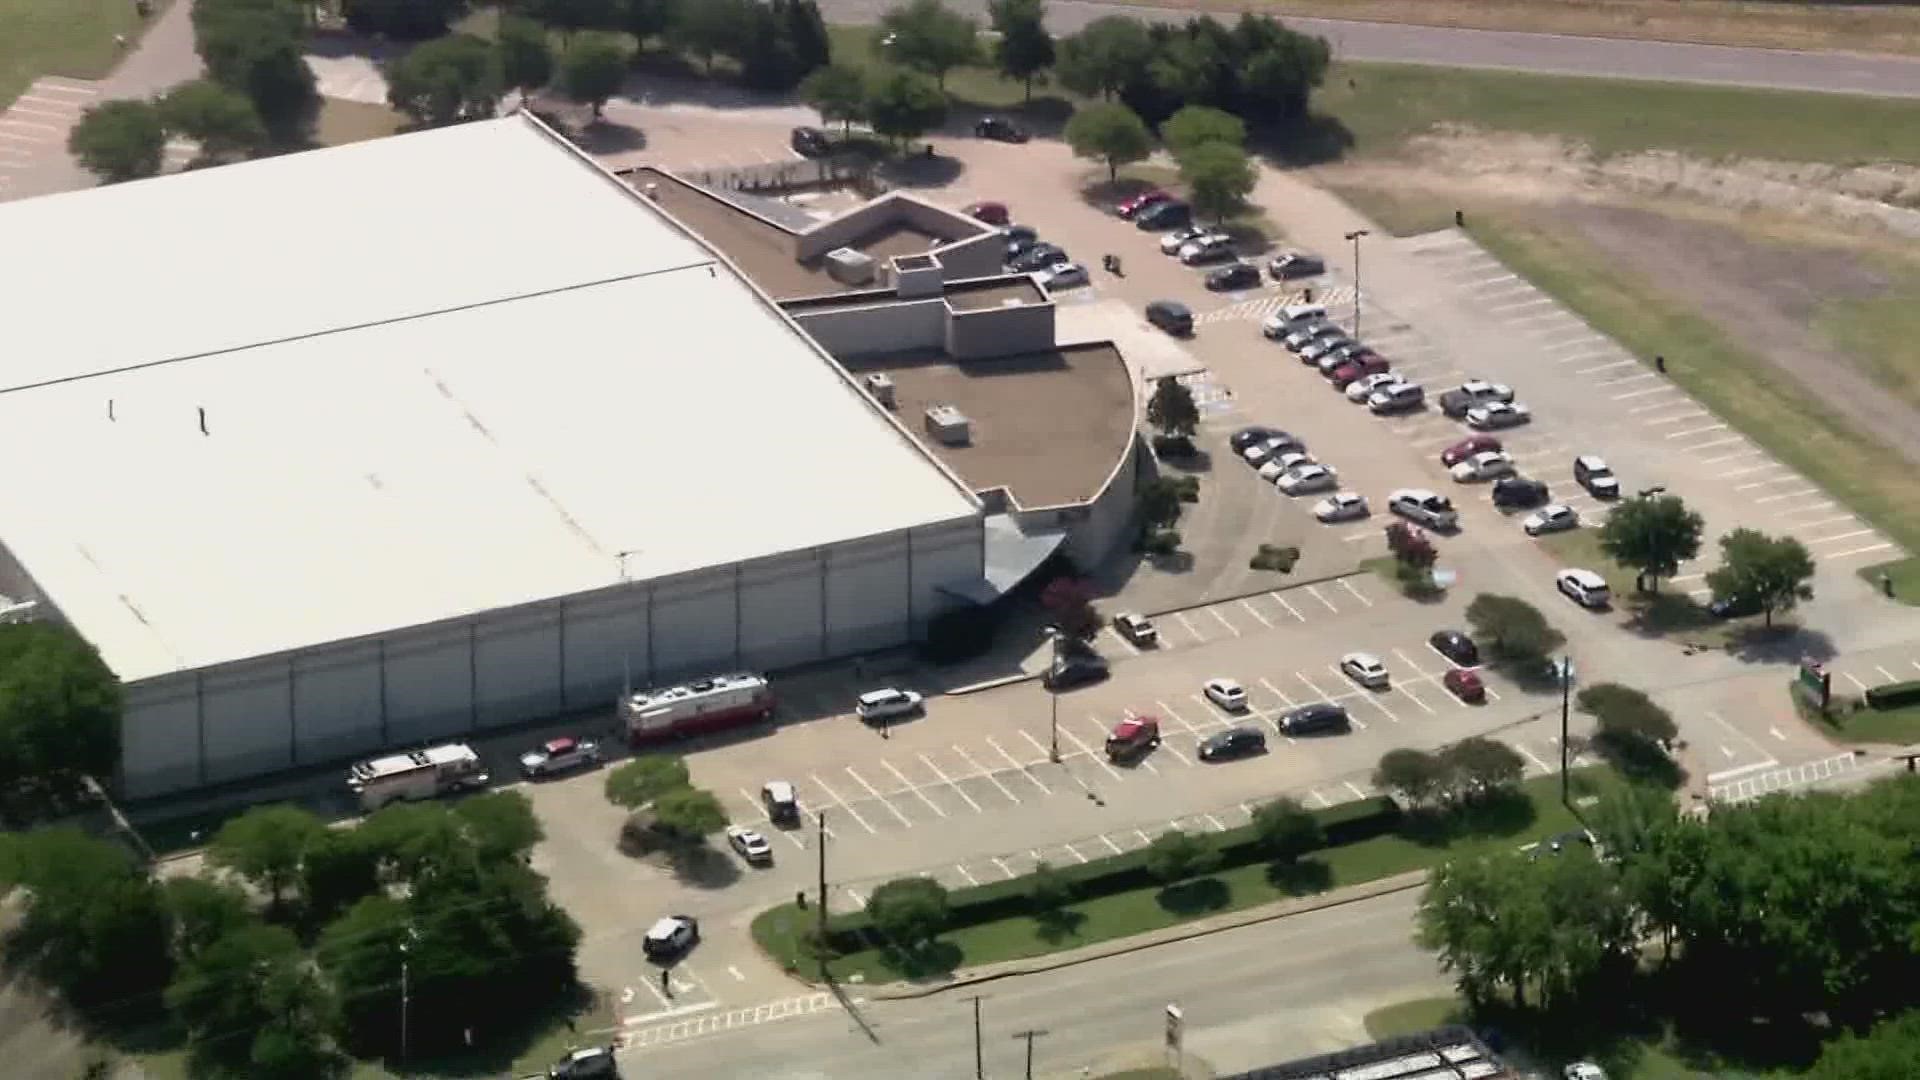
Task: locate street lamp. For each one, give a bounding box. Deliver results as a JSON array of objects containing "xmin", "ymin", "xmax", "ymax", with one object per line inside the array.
[
  {"xmin": 616, "ymin": 550, "xmax": 641, "ymax": 701},
  {"xmin": 398, "ymin": 936, "xmax": 412, "ymax": 1072},
  {"xmin": 1046, "ymin": 627, "xmax": 1062, "ymax": 763},
  {"xmin": 1344, "ymin": 229, "xmax": 1370, "ymax": 341},
  {"xmin": 1556, "ymin": 656, "xmax": 1577, "ymax": 807}
]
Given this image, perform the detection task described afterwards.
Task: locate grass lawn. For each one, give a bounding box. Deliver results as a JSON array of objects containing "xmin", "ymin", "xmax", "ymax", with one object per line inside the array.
[
  {"xmin": 1364, "ymin": 996, "xmax": 1462, "ymax": 1039},
  {"xmin": 828, "ymin": 24, "xmax": 1062, "ymax": 112},
  {"xmin": 315, "ymin": 98, "xmax": 406, "ymax": 147},
  {"xmin": 1858, "ymin": 556, "xmax": 1920, "ymax": 607},
  {"xmin": 0, "ymin": 0, "xmax": 150, "ymax": 110},
  {"xmin": 1470, "ymin": 209, "xmax": 1920, "ymax": 564},
  {"xmin": 1819, "ymin": 698, "xmax": 1920, "ymax": 745},
  {"xmin": 1534, "ymin": 528, "xmax": 1765, "ymax": 645},
  {"xmin": 755, "ymin": 769, "xmax": 1617, "ymax": 986}
]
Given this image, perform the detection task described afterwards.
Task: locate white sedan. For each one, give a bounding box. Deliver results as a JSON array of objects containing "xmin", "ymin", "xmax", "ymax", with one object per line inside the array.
[
  {"xmin": 1203, "ymin": 678, "xmax": 1248, "ymax": 711},
  {"xmin": 1524, "ymin": 504, "xmax": 1580, "ymax": 536},
  {"xmin": 1340, "ymin": 652, "xmax": 1390, "ymax": 689},
  {"xmin": 1313, "ymin": 491, "xmax": 1369, "ymax": 522},
  {"xmin": 726, "ymin": 825, "xmax": 773, "ymax": 864},
  {"xmin": 1258, "ymin": 451, "xmax": 1315, "ymax": 481},
  {"xmin": 1277, "ymin": 464, "xmax": 1338, "ymax": 495},
  {"xmin": 1036, "ymin": 261, "xmax": 1089, "ymax": 289},
  {"xmin": 1159, "ymin": 225, "xmax": 1209, "ymax": 255},
  {"xmin": 1466, "ymin": 401, "xmax": 1532, "ymax": 430},
  {"xmin": 1345, "ymin": 372, "xmax": 1399, "ymax": 403},
  {"xmin": 1450, "ymin": 450, "xmax": 1516, "ymax": 482}
]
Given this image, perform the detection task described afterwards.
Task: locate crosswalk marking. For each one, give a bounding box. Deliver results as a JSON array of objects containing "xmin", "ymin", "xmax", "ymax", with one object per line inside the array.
[{"xmin": 1196, "ymin": 284, "xmax": 1359, "ymax": 325}]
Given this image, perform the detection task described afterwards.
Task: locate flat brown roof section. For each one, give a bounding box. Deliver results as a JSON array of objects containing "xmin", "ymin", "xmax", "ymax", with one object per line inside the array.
[
  {"xmin": 845, "ymin": 343, "xmax": 1133, "ymax": 509},
  {"xmin": 945, "ymin": 277, "xmax": 1046, "ymax": 312}
]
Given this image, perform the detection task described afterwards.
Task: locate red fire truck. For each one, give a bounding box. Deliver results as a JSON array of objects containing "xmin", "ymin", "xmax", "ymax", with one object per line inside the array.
[{"xmin": 621, "ymin": 672, "xmax": 776, "ymax": 744}]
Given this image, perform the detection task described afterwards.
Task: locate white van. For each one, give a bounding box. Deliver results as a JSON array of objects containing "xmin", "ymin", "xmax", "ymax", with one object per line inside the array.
[
  {"xmin": 1556, "ymin": 568, "xmax": 1612, "ymax": 609},
  {"xmin": 1280, "ymin": 302, "xmax": 1326, "ymax": 325}
]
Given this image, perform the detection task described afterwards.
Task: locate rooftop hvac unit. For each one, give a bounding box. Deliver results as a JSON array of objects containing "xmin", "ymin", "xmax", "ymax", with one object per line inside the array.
[
  {"xmin": 924, "ymin": 404, "xmax": 971, "ymax": 446},
  {"xmin": 863, "ymin": 373, "xmax": 897, "ymax": 407},
  {"xmin": 825, "ymin": 247, "xmax": 876, "ymax": 285}
]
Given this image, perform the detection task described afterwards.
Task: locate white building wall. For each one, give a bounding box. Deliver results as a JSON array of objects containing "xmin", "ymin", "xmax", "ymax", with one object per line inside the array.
[
  {"xmin": 787, "ymin": 298, "xmax": 946, "ymax": 358},
  {"xmin": 559, "ymin": 590, "xmax": 643, "ymax": 709},
  {"xmin": 648, "ymin": 569, "xmax": 739, "ymax": 682},
  {"xmin": 122, "ymin": 676, "xmax": 200, "ymax": 797},
  {"xmin": 739, "ymin": 552, "xmax": 826, "ymax": 669},
  {"xmin": 475, "ymin": 605, "xmax": 562, "ymax": 727},
  {"xmin": 826, "ymin": 534, "xmax": 910, "ymax": 653},
  {"xmin": 200, "ymin": 660, "xmax": 293, "ymax": 784},
  {"xmin": 293, "ymin": 640, "xmax": 383, "ymax": 763},
  {"xmin": 383, "ymin": 624, "xmax": 474, "ymax": 744},
  {"xmin": 909, "ymin": 519, "xmax": 986, "ymax": 630}
]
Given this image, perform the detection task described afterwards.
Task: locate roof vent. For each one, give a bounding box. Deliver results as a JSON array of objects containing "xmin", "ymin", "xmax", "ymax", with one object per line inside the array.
[
  {"xmin": 924, "ymin": 404, "xmax": 971, "ymax": 446},
  {"xmin": 863, "ymin": 373, "xmax": 896, "ymax": 408},
  {"xmin": 825, "ymin": 247, "xmax": 876, "ymax": 285}
]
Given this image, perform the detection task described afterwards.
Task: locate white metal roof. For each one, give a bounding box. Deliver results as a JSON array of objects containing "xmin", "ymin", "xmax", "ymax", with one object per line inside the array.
[{"xmin": 0, "ymin": 115, "xmax": 977, "ymax": 682}]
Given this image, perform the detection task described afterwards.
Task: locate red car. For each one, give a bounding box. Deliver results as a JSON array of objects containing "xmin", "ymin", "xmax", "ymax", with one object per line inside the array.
[
  {"xmin": 1444, "ymin": 668, "xmax": 1486, "ymax": 703},
  {"xmin": 1329, "ymin": 354, "xmax": 1390, "ymax": 387},
  {"xmin": 1105, "ymin": 716, "xmax": 1161, "ymax": 761},
  {"xmin": 1440, "ymin": 435, "xmax": 1502, "ymax": 467},
  {"xmin": 1116, "ymin": 189, "xmax": 1172, "ymax": 218},
  {"xmin": 966, "ymin": 200, "xmax": 1010, "ymax": 225}
]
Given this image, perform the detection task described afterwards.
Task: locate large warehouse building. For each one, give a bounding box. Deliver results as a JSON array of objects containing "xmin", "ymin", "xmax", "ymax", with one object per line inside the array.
[{"xmin": 0, "ymin": 115, "xmax": 1000, "ymax": 798}]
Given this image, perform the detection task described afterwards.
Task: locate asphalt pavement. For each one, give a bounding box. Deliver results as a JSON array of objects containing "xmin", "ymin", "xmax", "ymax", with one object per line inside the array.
[{"xmin": 817, "ymin": 0, "xmax": 1920, "ymax": 98}]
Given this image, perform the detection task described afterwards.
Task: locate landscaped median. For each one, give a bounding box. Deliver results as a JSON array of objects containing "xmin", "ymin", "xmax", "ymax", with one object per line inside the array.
[{"xmin": 752, "ymin": 769, "xmax": 1619, "ymax": 988}]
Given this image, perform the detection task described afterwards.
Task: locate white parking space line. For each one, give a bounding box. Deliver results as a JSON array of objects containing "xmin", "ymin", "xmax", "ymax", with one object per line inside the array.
[
  {"xmin": 1776, "ymin": 500, "xmax": 1839, "ymax": 517},
  {"xmin": 952, "ymin": 744, "xmax": 1020, "ymax": 803},
  {"xmin": 1819, "ymin": 543, "xmax": 1895, "ymax": 560},
  {"xmin": 1517, "ymin": 743, "xmax": 1552, "ymax": 774},
  {"xmin": 1339, "ymin": 578, "xmax": 1373, "ymax": 607},
  {"xmin": 1707, "ymin": 711, "xmax": 1780, "ymax": 767},
  {"xmin": 1393, "ymin": 679, "xmax": 1439, "ymax": 714},
  {"xmin": 1695, "ymin": 444, "xmax": 1760, "ymax": 463},
  {"xmin": 1754, "ymin": 487, "xmax": 1818, "ymax": 504},
  {"xmin": 989, "ymin": 734, "xmax": 1051, "ymax": 793},
  {"xmin": 1060, "ymin": 725, "xmax": 1122, "ymax": 781},
  {"xmin": 1611, "ymin": 385, "xmax": 1671, "ymax": 401},
  {"xmin": 1238, "ymin": 599, "xmax": 1274, "ymax": 628},
  {"xmin": 1627, "ymin": 397, "xmax": 1686, "ymax": 414},
  {"xmin": 1734, "ymin": 474, "xmax": 1802, "ymax": 490},
  {"xmin": 1667, "ymin": 423, "xmax": 1728, "ymax": 440},
  {"xmin": 846, "ymin": 766, "xmax": 913, "ymax": 827},
  {"xmin": 1875, "ymin": 665, "xmax": 1900, "ymax": 683},
  {"xmin": 1344, "ymin": 780, "xmax": 1369, "ymax": 800},
  {"xmin": 810, "ymin": 773, "xmax": 874, "ymax": 833},
  {"xmin": 991, "ymin": 857, "xmax": 1016, "ymax": 879},
  {"xmin": 1599, "ymin": 372, "xmax": 1659, "ymax": 387},
  {"xmin": 882, "ymin": 759, "xmax": 948, "ymax": 818},
  {"xmin": 1577, "ymin": 359, "xmax": 1639, "ymax": 375},
  {"xmin": 920, "ymin": 754, "xmax": 982, "ymax": 813},
  {"xmin": 1808, "ymin": 529, "xmax": 1876, "ymax": 545},
  {"xmin": 1720, "ymin": 463, "xmax": 1787, "ymax": 479},
  {"xmin": 1791, "ymin": 514, "xmax": 1855, "ymax": 531},
  {"xmin": 1642, "ymin": 410, "xmax": 1709, "ymax": 426},
  {"xmin": 1104, "ymin": 627, "xmax": 1140, "ymax": 655},
  {"xmin": 1305, "ymin": 585, "xmax": 1339, "ymax": 612},
  {"xmin": 1209, "ymin": 607, "xmax": 1241, "ymax": 636},
  {"xmin": 954, "ymin": 863, "xmax": 980, "ymax": 885}
]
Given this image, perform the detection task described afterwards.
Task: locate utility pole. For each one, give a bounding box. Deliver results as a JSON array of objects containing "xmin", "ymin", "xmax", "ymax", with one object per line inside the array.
[
  {"xmin": 970, "ymin": 995, "xmax": 986, "ymax": 1080},
  {"xmin": 616, "ymin": 550, "xmax": 641, "ymax": 703},
  {"xmin": 1344, "ymin": 228, "xmax": 1370, "ymax": 341},
  {"xmin": 398, "ymin": 938, "xmax": 411, "ymax": 1074},
  {"xmin": 1011, "ymin": 1028, "xmax": 1049, "ymax": 1079},
  {"xmin": 1047, "ymin": 628, "xmax": 1061, "ymax": 763},
  {"xmin": 816, "ymin": 810, "xmax": 829, "ymax": 944},
  {"xmin": 1557, "ymin": 656, "xmax": 1576, "ymax": 807}
]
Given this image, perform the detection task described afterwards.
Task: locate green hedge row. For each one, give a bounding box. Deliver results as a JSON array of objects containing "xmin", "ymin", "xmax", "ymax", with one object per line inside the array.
[
  {"xmin": 820, "ymin": 796, "xmax": 1400, "ymax": 949},
  {"xmin": 1866, "ymin": 680, "xmax": 1920, "ymax": 709}
]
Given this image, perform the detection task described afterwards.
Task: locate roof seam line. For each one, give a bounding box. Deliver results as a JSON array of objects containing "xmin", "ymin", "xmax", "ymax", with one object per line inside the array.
[{"xmin": 0, "ymin": 259, "xmax": 719, "ymax": 398}]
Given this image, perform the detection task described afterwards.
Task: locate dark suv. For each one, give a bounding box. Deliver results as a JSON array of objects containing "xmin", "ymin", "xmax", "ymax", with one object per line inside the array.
[
  {"xmin": 790, "ymin": 126, "xmax": 831, "ymax": 157},
  {"xmin": 1279, "ymin": 702, "xmax": 1350, "ymax": 736},
  {"xmin": 974, "ymin": 116, "xmax": 1029, "ymax": 142},
  {"xmin": 1491, "ymin": 476, "xmax": 1549, "ymax": 509},
  {"xmin": 1198, "ymin": 727, "xmax": 1266, "ymax": 761},
  {"xmin": 1146, "ymin": 300, "xmax": 1194, "ymax": 336},
  {"xmin": 1134, "ymin": 200, "xmax": 1192, "ymax": 230}
]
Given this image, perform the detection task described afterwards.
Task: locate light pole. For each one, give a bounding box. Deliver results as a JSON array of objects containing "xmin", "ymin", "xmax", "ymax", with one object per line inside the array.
[
  {"xmin": 1557, "ymin": 656, "xmax": 1576, "ymax": 807},
  {"xmin": 616, "ymin": 550, "xmax": 641, "ymax": 702},
  {"xmin": 1012, "ymin": 1028, "xmax": 1049, "ymax": 1079},
  {"xmin": 398, "ymin": 937, "xmax": 411, "ymax": 1073},
  {"xmin": 1344, "ymin": 229, "xmax": 1370, "ymax": 341},
  {"xmin": 1046, "ymin": 628, "xmax": 1062, "ymax": 763}
]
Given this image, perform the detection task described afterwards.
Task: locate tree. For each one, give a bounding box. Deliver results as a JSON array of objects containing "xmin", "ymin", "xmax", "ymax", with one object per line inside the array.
[
  {"xmin": 387, "ymin": 33, "xmax": 504, "ymax": 127},
  {"xmin": 512, "ymin": 0, "xmax": 624, "ymax": 36},
  {"xmin": 784, "ymin": 0, "xmax": 833, "ymax": 74},
  {"xmin": 1238, "ymin": 24, "xmax": 1331, "ymax": 118},
  {"xmin": 207, "ymin": 803, "xmax": 325, "ymax": 913},
  {"xmin": 1577, "ymin": 683, "xmax": 1678, "ymax": 746},
  {"xmin": 988, "ymin": 0, "xmax": 1053, "ymax": 101},
  {"xmin": 343, "ymin": 0, "xmax": 470, "ymax": 38},
  {"xmin": 1137, "ymin": 478, "xmax": 1183, "ymax": 529},
  {"xmin": 1038, "ymin": 576, "xmax": 1101, "ymax": 643},
  {"xmin": 496, "ymin": 16, "xmax": 556, "ymax": 103},
  {"xmin": 1145, "ymin": 376, "xmax": 1199, "ymax": 439},
  {"xmin": 192, "ymin": 1, "xmax": 320, "ymax": 144},
  {"xmin": 880, "ymin": 0, "xmax": 979, "ymax": 90},
  {"xmin": 620, "ymin": 0, "xmax": 679, "ymax": 44},
  {"xmin": 1178, "ymin": 139, "xmax": 1256, "ymax": 224},
  {"xmin": 1464, "ymin": 593, "xmax": 1565, "ymax": 664},
  {"xmin": 1061, "ymin": 100, "xmax": 1151, "ymax": 182},
  {"xmin": 669, "ymin": 0, "xmax": 744, "ymax": 74},
  {"xmin": 865, "ymin": 876, "xmax": 949, "ymax": 950},
  {"xmin": 1386, "ymin": 521, "xmax": 1437, "ymax": 571},
  {"xmin": 863, "ymin": 67, "xmax": 947, "ymax": 146},
  {"xmin": 1439, "ymin": 737, "xmax": 1525, "ymax": 802},
  {"xmin": 802, "ymin": 63, "xmax": 866, "ymax": 135},
  {"xmin": 604, "ymin": 754, "xmax": 691, "ymax": 808},
  {"xmin": 67, "ymin": 100, "xmax": 167, "ymax": 183},
  {"xmin": 648, "ymin": 785, "xmax": 728, "ymax": 845},
  {"xmin": 1251, "ymin": 797, "xmax": 1323, "ymax": 862},
  {"xmin": 1144, "ymin": 828, "xmax": 1218, "ymax": 884},
  {"xmin": 159, "ymin": 80, "xmax": 265, "ymax": 161},
  {"xmin": 300, "ymin": 828, "xmax": 382, "ymax": 927},
  {"xmin": 1373, "ymin": 748, "xmax": 1447, "ymax": 809},
  {"xmin": 1055, "ymin": 15, "xmax": 1152, "ymax": 101},
  {"xmin": 314, "ymin": 894, "xmax": 410, "ymax": 1057},
  {"xmin": 452, "ymin": 790, "xmax": 544, "ymax": 863},
  {"xmin": 0, "ymin": 622, "xmax": 124, "ymax": 803},
  {"xmin": 560, "ymin": 30, "xmax": 631, "ymax": 118},
  {"xmin": 1160, "ymin": 104, "xmax": 1245, "ymax": 158},
  {"xmin": 164, "ymin": 921, "xmax": 338, "ymax": 1077},
  {"xmin": 1807, "ymin": 1010, "xmax": 1920, "ymax": 1080},
  {"xmin": 1597, "ymin": 493, "xmax": 1703, "ymax": 593},
  {"xmin": 1705, "ymin": 528, "xmax": 1815, "ymax": 627},
  {"xmin": 6, "ymin": 828, "xmax": 174, "ymax": 1011},
  {"xmin": 1026, "ymin": 859, "xmax": 1071, "ymax": 915}
]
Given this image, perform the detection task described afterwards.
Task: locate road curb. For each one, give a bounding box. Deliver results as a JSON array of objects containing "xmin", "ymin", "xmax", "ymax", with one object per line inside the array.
[
  {"xmin": 946, "ymin": 671, "xmax": 1042, "ymax": 696},
  {"xmin": 864, "ymin": 869, "xmax": 1429, "ymax": 1000}
]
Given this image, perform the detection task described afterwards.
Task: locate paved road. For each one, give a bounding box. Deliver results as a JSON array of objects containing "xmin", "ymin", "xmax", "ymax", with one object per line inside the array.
[
  {"xmin": 820, "ymin": 0, "xmax": 1920, "ymax": 98},
  {"xmin": 621, "ymin": 887, "xmax": 1444, "ymax": 1078}
]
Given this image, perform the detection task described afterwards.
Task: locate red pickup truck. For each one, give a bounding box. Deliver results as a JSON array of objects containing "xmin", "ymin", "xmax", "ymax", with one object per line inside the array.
[{"xmin": 1105, "ymin": 716, "xmax": 1161, "ymax": 762}]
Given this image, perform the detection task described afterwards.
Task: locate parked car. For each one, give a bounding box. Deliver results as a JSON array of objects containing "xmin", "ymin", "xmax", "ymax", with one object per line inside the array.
[
  {"xmin": 1318, "ymin": 343, "xmax": 1375, "ymax": 375},
  {"xmin": 1203, "ymin": 677, "xmax": 1248, "ymax": 711},
  {"xmin": 1368, "ymin": 381, "xmax": 1425, "ymax": 414},
  {"xmin": 1199, "ymin": 726, "xmax": 1267, "ymax": 761},
  {"xmin": 1278, "ymin": 702, "xmax": 1349, "ymax": 736},
  {"xmin": 519, "ymin": 736, "xmax": 601, "ymax": 778},
  {"xmin": 1467, "ymin": 401, "xmax": 1532, "ymax": 430},
  {"xmin": 1229, "ymin": 425, "xmax": 1293, "ymax": 453},
  {"xmin": 1045, "ymin": 651, "xmax": 1110, "ymax": 689},
  {"xmin": 1277, "ymin": 464, "xmax": 1338, "ymax": 495},
  {"xmin": 1313, "ymin": 491, "xmax": 1369, "ymax": 522},
  {"xmin": 1574, "ymin": 455, "xmax": 1621, "ymax": 498},
  {"xmin": 1441, "ymin": 435, "xmax": 1502, "ymax": 467},
  {"xmin": 1444, "ymin": 667, "xmax": 1486, "ymax": 703},
  {"xmin": 855, "ymin": 687, "xmax": 923, "ymax": 722},
  {"xmin": 1390, "ymin": 488, "xmax": 1457, "ymax": 529},
  {"xmin": 1429, "ymin": 629, "xmax": 1479, "ymax": 666},
  {"xmin": 1116, "ymin": 189, "xmax": 1172, "ymax": 218},
  {"xmin": 1282, "ymin": 322, "xmax": 1343, "ymax": 350},
  {"xmin": 1134, "ymin": 199, "xmax": 1192, "ymax": 230},
  {"xmin": 1159, "ymin": 225, "xmax": 1210, "ymax": 255},
  {"xmin": 1267, "ymin": 251, "xmax": 1326, "ymax": 280},
  {"xmin": 1258, "ymin": 451, "xmax": 1314, "ymax": 482},
  {"xmin": 1105, "ymin": 716, "xmax": 1161, "ymax": 761},
  {"xmin": 1491, "ymin": 476, "xmax": 1550, "ymax": 509},
  {"xmin": 762, "ymin": 780, "xmax": 800, "ymax": 824},
  {"xmin": 1299, "ymin": 336, "xmax": 1353, "ymax": 364},
  {"xmin": 1564, "ymin": 1062, "xmax": 1609, "ymax": 1080},
  {"xmin": 1242, "ymin": 434, "xmax": 1303, "ymax": 465},
  {"xmin": 965, "ymin": 200, "xmax": 1010, "ymax": 225},
  {"xmin": 1206, "ymin": 262, "xmax": 1261, "ymax": 291},
  {"xmin": 1113, "ymin": 612, "xmax": 1159, "ymax": 645},
  {"xmin": 1556, "ymin": 568, "xmax": 1612, "ymax": 609},
  {"xmin": 1009, "ymin": 242, "xmax": 1067, "ymax": 272},
  {"xmin": 1179, "ymin": 234, "xmax": 1236, "ymax": 265},
  {"xmin": 1524, "ymin": 504, "xmax": 1580, "ymax": 536},
  {"xmin": 1340, "ymin": 652, "xmax": 1390, "ymax": 689},
  {"xmin": 1451, "ymin": 450, "xmax": 1516, "ymax": 483},
  {"xmin": 549, "ymin": 1045, "xmax": 620, "ymax": 1079},
  {"xmin": 1346, "ymin": 372, "xmax": 1400, "ymax": 403},
  {"xmin": 1036, "ymin": 261, "xmax": 1089, "ymax": 289},
  {"xmin": 1330, "ymin": 353, "xmax": 1390, "ymax": 387},
  {"xmin": 726, "ymin": 825, "xmax": 773, "ymax": 864},
  {"xmin": 974, "ymin": 115, "xmax": 1028, "ymax": 141},
  {"xmin": 642, "ymin": 915, "xmax": 700, "ymax": 959},
  {"xmin": 1145, "ymin": 299, "xmax": 1194, "ymax": 335},
  {"xmin": 790, "ymin": 126, "xmax": 831, "ymax": 157},
  {"xmin": 1002, "ymin": 224, "xmax": 1039, "ymax": 259},
  {"xmin": 1439, "ymin": 379, "xmax": 1516, "ymax": 419},
  {"xmin": 1709, "ymin": 593, "xmax": 1762, "ymax": 619}
]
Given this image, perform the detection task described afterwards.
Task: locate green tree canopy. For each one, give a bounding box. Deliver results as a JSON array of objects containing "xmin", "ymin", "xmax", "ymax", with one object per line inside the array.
[
  {"xmin": 192, "ymin": 0, "xmax": 319, "ymax": 143},
  {"xmin": 343, "ymin": 0, "xmax": 470, "ymax": 38},
  {"xmin": 863, "ymin": 66, "xmax": 947, "ymax": 146},
  {"xmin": 497, "ymin": 15, "xmax": 556, "ymax": 102},
  {"xmin": 1251, "ymin": 797, "xmax": 1323, "ymax": 862},
  {"xmin": 68, "ymin": 99, "xmax": 167, "ymax": 184},
  {"xmin": 6, "ymin": 828, "xmax": 174, "ymax": 1010},
  {"xmin": 1146, "ymin": 375, "xmax": 1200, "ymax": 439},
  {"xmin": 880, "ymin": 0, "xmax": 980, "ymax": 89},
  {"xmin": 510, "ymin": 0, "xmax": 624, "ymax": 35},
  {"xmin": 1137, "ymin": 477, "xmax": 1183, "ymax": 529},
  {"xmin": 560, "ymin": 30, "xmax": 632, "ymax": 117},
  {"xmin": 1705, "ymin": 528, "xmax": 1815, "ymax": 627},
  {"xmin": 1160, "ymin": 104, "xmax": 1245, "ymax": 158},
  {"xmin": 313, "ymin": 894, "xmax": 410, "ymax": 1057},
  {"xmin": 649, "ymin": 785, "xmax": 729, "ymax": 845},
  {"xmin": 1464, "ymin": 593, "xmax": 1565, "ymax": 663},
  {"xmin": 1598, "ymin": 493, "xmax": 1703, "ymax": 593},
  {"xmin": 604, "ymin": 754, "xmax": 691, "ymax": 808},
  {"xmin": 621, "ymin": 0, "xmax": 679, "ymax": 42},
  {"xmin": 161, "ymin": 876, "xmax": 256, "ymax": 962},
  {"xmin": 1026, "ymin": 859, "xmax": 1071, "ymax": 914},
  {"xmin": 1373, "ymin": 748, "xmax": 1448, "ymax": 809},
  {"xmin": 452, "ymin": 790, "xmax": 544, "ymax": 863},
  {"xmin": 1807, "ymin": 1010, "xmax": 1920, "ymax": 1080},
  {"xmin": 988, "ymin": 0, "xmax": 1053, "ymax": 100},
  {"xmin": 208, "ymin": 803, "xmax": 326, "ymax": 912},
  {"xmin": 1055, "ymin": 15, "xmax": 1151, "ymax": 101},
  {"xmin": 1577, "ymin": 683, "xmax": 1678, "ymax": 746},
  {"xmin": 389, "ymin": 33, "xmax": 504, "ymax": 126},
  {"xmin": 1062, "ymin": 100, "xmax": 1150, "ymax": 182},
  {"xmin": 0, "ymin": 622, "xmax": 124, "ymax": 804},
  {"xmin": 866, "ymin": 876, "xmax": 950, "ymax": 950},
  {"xmin": 1177, "ymin": 138, "xmax": 1256, "ymax": 224},
  {"xmin": 1439, "ymin": 737, "xmax": 1525, "ymax": 801},
  {"xmin": 669, "ymin": 0, "xmax": 747, "ymax": 73},
  {"xmin": 802, "ymin": 63, "xmax": 867, "ymax": 134},
  {"xmin": 1236, "ymin": 19, "xmax": 1330, "ymax": 118},
  {"xmin": 165, "ymin": 921, "xmax": 339, "ymax": 1078},
  {"xmin": 160, "ymin": 79, "xmax": 265, "ymax": 161},
  {"xmin": 299, "ymin": 827, "xmax": 383, "ymax": 927},
  {"xmin": 1144, "ymin": 828, "xmax": 1218, "ymax": 884}
]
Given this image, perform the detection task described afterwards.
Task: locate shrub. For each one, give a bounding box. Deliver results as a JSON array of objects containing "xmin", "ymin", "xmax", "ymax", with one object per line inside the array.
[
  {"xmin": 1151, "ymin": 434, "xmax": 1196, "ymax": 458},
  {"xmin": 1143, "ymin": 528, "xmax": 1182, "ymax": 555},
  {"xmin": 1250, "ymin": 544, "xmax": 1300, "ymax": 572},
  {"xmin": 1865, "ymin": 679, "xmax": 1920, "ymax": 709}
]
